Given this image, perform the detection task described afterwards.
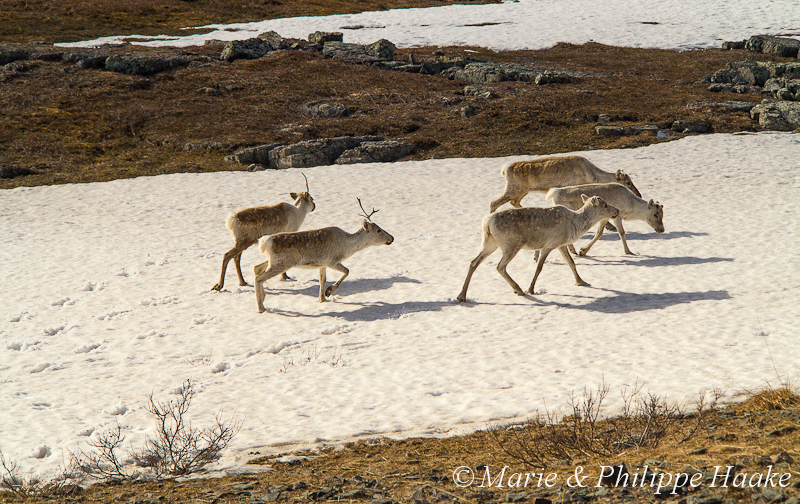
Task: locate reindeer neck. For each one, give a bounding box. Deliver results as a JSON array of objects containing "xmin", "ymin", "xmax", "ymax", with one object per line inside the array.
[{"xmin": 573, "ymin": 205, "xmax": 603, "ymax": 234}]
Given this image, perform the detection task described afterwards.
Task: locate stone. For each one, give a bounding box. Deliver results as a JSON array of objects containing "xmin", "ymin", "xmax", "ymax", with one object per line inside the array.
[
  {"xmin": 722, "ymin": 40, "xmax": 746, "ymax": 50},
  {"xmin": 750, "ymin": 100, "xmax": 800, "ymax": 130},
  {"xmin": 105, "ymin": 55, "xmax": 189, "ymax": 75},
  {"xmin": 258, "ymin": 30, "xmax": 289, "ymax": 51},
  {"xmin": 335, "ymin": 140, "xmax": 414, "ymax": 164},
  {"xmin": 365, "ymin": 39, "xmax": 396, "ymax": 61},
  {"xmin": 224, "ymin": 143, "xmax": 286, "ymax": 166},
  {"xmin": 308, "ymin": 31, "xmax": 343, "ymax": 45},
  {"xmin": 220, "ymin": 38, "xmax": 273, "ymax": 62},
  {"xmin": 0, "ymin": 166, "xmax": 37, "ymax": 179},
  {"xmin": 301, "ymin": 102, "xmax": 352, "ymax": 118},
  {"xmin": 0, "ymin": 46, "xmax": 29, "ymax": 65},
  {"xmin": 460, "ymin": 105, "xmax": 476, "ymax": 117},
  {"xmin": 687, "ymin": 100, "xmax": 757, "ymax": 112},
  {"xmin": 740, "ymin": 66, "xmax": 771, "ymax": 86},
  {"xmin": 269, "ymin": 136, "xmax": 382, "ymax": 169},
  {"xmin": 746, "ymin": 35, "xmax": 800, "ymax": 58}
]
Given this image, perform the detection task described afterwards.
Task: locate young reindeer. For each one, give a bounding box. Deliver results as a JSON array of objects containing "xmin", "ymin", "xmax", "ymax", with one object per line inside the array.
[
  {"xmin": 457, "ymin": 195, "xmax": 619, "ymax": 303},
  {"xmin": 489, "ymin": 155, "xmax": 641, "ymax": 213},
  {"xmin": 546, "ymin": 183, "xmax": 664, "ymax": 256},
  {"xmin": 253, "ymin": 199, "xmax": 394, "ymax": 314},
  {"xmin": 212, "ymin": 174, "xmax": 315, "ymax": 291}
]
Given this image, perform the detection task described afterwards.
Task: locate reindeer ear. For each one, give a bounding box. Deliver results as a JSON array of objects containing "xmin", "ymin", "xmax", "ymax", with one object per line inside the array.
[
  {"xmin": 290, "ymin": 192, "xmax": 298, "ymax": 199},
  {"xmin": 648, "ymin": 199, "xmax": 655, "ymax": 208},
  {"xmin": 362, "ymin": 219, "xmax": 372, "ymax": 230},
  {"xmin": 581, "ymin": 194, "xmax": 590, "ymax": 203}
]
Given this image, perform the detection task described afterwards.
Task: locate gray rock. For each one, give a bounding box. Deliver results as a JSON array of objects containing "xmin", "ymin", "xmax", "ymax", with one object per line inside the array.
[
  {"xmin": 746, "ymin": 35, "xmax": 800, "ymax": 58},
  {"xmin": 335, "ymin": 140, "xmax": 414, "ymax": 164},
  {"xmin": 722, "ymin": 40, "xmax": 746, "ymax": 50},
  {"xmin": 258, "ymin": 30, "xmax": 289, "ymax": 51},
  {"xmin": 0, "ymin": 46, "xmax": 29, "ymax": 65},
  {"xmin": 104, "ymin": 55, "xmax": 189, "ymax": 75},
  {"xmin": 224, "ymin": 143, "xmax": 286, "ymax": 166},
  {"xmin": 460, "ymin": 105, "xmax": 476, "ymax": 117},
  {"xmin": 64, "ymin": 52, "xmax": 108, "ymax": 69},
  {"xmin": 322, "ymin": 41, "xmax": 393, "ymax": 64},
  {"xmin": 672, "ymin": 121, "xmax": 708, "ymax": 133},
  {"xmin": 365, "ymin": 39, "xmax": 396, "ymax": 61},
  {"xmin": 301, "ymin": 102, "xmax": 352, "ymax": 118},
  {"xmin": 308, "ymin": 31, "xmax": 343, "ymax": 45},
  {"xmin": 687, "ymin": 100, "xmax": 757, "ymax": 112},
  {"xmin": 419, "ymin": 56, "xmax": 473, "ymax": 75},
  {"xmin": 595, "ymin": 125, "xmax": 659, "ymax": 136},
  {"xmin": 711, "ymin": 68, "xmax": 747, "ymax": 85},
  {"xmin": 220, "ymin": 37, "xmax": 275, "ymax": 62},
  {"xmin": 750, "ymin": 100, "xmax": 800, "ymax": 130},
  {"xmin": 740, "ymin": 66, "xmax": 771, "ymax": 86},
  {"xmin": 269, "ymin": 135, "xmax": 383, "ymax": 169}
]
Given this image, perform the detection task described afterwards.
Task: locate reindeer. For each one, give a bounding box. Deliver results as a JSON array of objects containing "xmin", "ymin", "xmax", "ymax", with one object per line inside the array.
[
  {"xmin": 546, "ymin": 183, "xmax": 664, "ymax": 256},
  {"xmin": 212, "ymin": 174, "xmax": 315, "ymax": 291},
  {"xmin": 253, "ymin": 199, "xmax": 394, "ymax": 313},
  {"xmin": 489, "ymin": 155, "xmax": 641, "ymax": 213},
  {"xmin": 457, "ymin": 195, "xmax": 619, "ymax": 303}
]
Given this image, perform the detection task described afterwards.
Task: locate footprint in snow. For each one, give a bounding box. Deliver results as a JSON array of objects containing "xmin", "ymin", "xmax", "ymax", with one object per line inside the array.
[
  {"xmin": 43, "ymin": 325, "xmax": 66, "ymax": 336},
  {"xmin": 96, "ymin": 309, "xmax": 131, "ymax": 321},
  {"xmin": 30, "ymin": 363, "xmax": 51, "ymax": 373},
  {"xmin": 29, "ymin": 445, "xmax": 51, "ymax": 459},
  {"xmin": 74, "ymin": 342, "xmax": 101, "ymax": 354},
  {"xmin": 51, "ymin": 297, "xmax": 75, "ymax": 307}
]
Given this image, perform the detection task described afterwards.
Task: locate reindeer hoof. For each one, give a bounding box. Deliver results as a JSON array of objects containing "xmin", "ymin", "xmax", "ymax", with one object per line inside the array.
[
  {"xmin": 456, "ymin": 295, "xmax": 466, "ymax": 303},
  {"xmin": 325, "ymin": 287, "xmax": 335, "ymax": 297},
  {"xmin": 576, "ymin": 280, "xmax": 590, "ymax": 287},
  {"xmin": 212, "ymin": 284, "xmax": 222, "ymax": 291},
  {"xmin": 579, "ymin": 248, "xmax": 589, "ymax": 256},
  {"xmin": 257, "ymin": 306, "xmax": 266, "ymax": 314}
]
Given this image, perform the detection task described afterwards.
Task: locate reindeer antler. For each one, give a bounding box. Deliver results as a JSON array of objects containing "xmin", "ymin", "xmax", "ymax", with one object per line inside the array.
[
  {"xmin": 301, "ymin": 172, "xmax": 309, "ymax": 193},
  {"xmin": 357, "ymin": 197, "xmax": 379, "ymax": 222}
]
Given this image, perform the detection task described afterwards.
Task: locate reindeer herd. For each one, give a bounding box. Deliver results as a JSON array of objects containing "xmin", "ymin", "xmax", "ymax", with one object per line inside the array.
[{"xmin": 212, "ymin": 155, "xmax": 665, "ymax": 313}]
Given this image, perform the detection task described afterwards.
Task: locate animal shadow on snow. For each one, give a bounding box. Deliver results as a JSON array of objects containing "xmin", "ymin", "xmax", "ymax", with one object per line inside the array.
[
  {"xmin": 265, "ymin": 275, "xmax": 421, "ymax": 298},
  {"xmin": 584, "ymin": 255, "xmax": 734, "ymax": 268},
  {"xmin": 538, "ymin": 288, "xmax": 731, "ymax": 314},
  {"xmin": 271, "ymin": 300, "xmax": 451, "ymax": 322}
]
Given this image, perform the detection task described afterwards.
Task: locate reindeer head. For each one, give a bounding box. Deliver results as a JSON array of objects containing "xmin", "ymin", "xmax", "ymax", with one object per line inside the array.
[
  {"xmin": 647, "ymin": 199, "xmax": 665, "ymax": 233},
  {"xmin": 290, "ymin": 173, "xmax": 315, "ymax": 212},
  {"xmin": 615, "ymin": 169, "xmax": 642, "ymax": 198},
  {"xmin": 581, "ymin": 194, "xmax": 619, "ymax": 220},
  {"xmin": 358, "ymin": 198, "xmax": 394, "ymax": 245}
]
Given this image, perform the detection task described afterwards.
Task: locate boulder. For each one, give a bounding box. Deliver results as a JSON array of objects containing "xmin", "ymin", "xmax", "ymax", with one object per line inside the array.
[
  {"xmin": 0, "ymin": 46, "xmax": 29, "ymax": 65},
  {"xmin": 419, "ymin": 56, "xmax": 473, "ymax": 75},
  {"xmin": 322, "ymin": 41, "xmax": 393, "ymax": 64},
  {"xmin": 301, "ymin": 102, "xmax": 352, "ymax": 118},
  {"xmin": 224, "ymin": 143, "xmax": 286, "ymax": 166},
  {"xmin": 335, "ymin": 140, "xmax": 414, "ymax": 164},
  {"xmin": 746, "ymin": 35, "xmax": 800, "ymax": 58},
  {"xmin": 365, "ymin": 39, "xmax": 396, "ymax": 61},
  {"xmin": 104, "ymin": 55, "xmax": 190, "ymax": 75},
  {"xmin": 740, "ymin": 66, "xmax": 770, "ymax": 86},
  {"xmin": 268, "ymin": 136, "xmax": 383, "ymax": 169},
  {"xmin": 308, "ymin": 31, "xmax": 343, "ymax": 45},
  {"xmin": 722, "ymin": 40, "xmax": 746, "ymax": 50},
  {"xmin": 220, "ymin": 32, "xmax": 288, "ymax": 62},
  {"xmin": 671, "ymin": 120, "xmax": 708, "ymax": 133},
  {"xmin": 750, "ymin": 100, "xmax": 800, "ymax": 131}
]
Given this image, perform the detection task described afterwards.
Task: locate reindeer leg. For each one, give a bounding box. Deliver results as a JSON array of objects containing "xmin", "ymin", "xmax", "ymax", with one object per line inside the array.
[
  {"xmin": 253, "ymin": 260, "xmax": 287, "ymax": 313},
  {"xmin": 456, "ymin": 236, "xmax": 499, "ymax": 303},
  {"xmin": 233, "ymin": 252, "xmax": 251, "ymax": 287},
  {"xmin": 318, "ymin": 267, "xmax": 327, "ymax": 303},
  {"xmin": 527, "ymin": 248, "xmax": 552, "ymax": 294},
  {"xmin": 213, "ymin": 246, "xmax": 245, "ymax": 291},
  {"xmin": 579, "ymin": 221, "xmax": 607, "ymax": 256},
  {"xmin": 325, "ymin": 263, "xmax": 349, "ymax": 298},
  {"xmin": 496, "ymin": 245, "xmax": 524, "ymax": 296},
  {"xmin": 615, "ymin": 217, "xmax": 634, "ymax": 255},
  {"xmin": 560, "ymin": 246, "xmax": 589, "ymax": 286},
  {"xmin": 568, "ymin": 244, "xmax": 578, "ymax": 255}
]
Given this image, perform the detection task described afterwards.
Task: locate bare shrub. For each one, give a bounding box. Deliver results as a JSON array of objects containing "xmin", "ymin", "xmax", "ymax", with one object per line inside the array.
[
  {"xmin": 1, "ymin": 446, "xmax": 85, "ymax": 497},
  {"xmin": 489, "ymin": 381, "xmax": 721, "ymax": 469},
  {"xmin": 73, "ymin": 379, "xmax": 241, "ymax": 481}
]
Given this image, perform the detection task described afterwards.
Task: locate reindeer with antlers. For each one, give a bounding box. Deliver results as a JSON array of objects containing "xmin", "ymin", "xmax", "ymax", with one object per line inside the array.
[
  {"xmin": 253, "ymin": 198, "xmax": 395, "ymax": 313},
  {"xmin": 212, "ymin": 174, "xmax": 315, "ymax": 291}
]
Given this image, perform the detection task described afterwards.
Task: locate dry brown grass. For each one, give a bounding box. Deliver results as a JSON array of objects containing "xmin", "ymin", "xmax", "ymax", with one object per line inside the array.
[
  {"xmin": 0, "ymin": 0, "xmax": 500, "ymax": 43},
  {"xmin": 0, "ymin": 40, "xmax": 787, "ymax": 190}
]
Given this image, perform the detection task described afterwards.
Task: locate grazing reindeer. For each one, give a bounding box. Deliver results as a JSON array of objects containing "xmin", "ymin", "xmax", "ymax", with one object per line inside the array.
[
  {"xmin": 546, "ymin": 183, "xmax": 665, "ymax": 256},
  {"xmin": 212, "ymin": 174, "xmax": 315, "ymax": 291},
  {"xmin": 489, "ymin": 155, "xmax": 641, "ymax": 213},
  {"xmin": 253, "ymin": 199, "xmax": 394, "ymax": 313},
  {"xmin": 457, "ymin": 195, "xmax": 619, "ymax": 303}
]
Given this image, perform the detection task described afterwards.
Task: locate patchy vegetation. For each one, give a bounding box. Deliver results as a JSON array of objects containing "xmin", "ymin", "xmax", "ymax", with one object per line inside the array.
[{"xmin": 0, "ymin": 39, "xmax": 790, "ymax": 190}]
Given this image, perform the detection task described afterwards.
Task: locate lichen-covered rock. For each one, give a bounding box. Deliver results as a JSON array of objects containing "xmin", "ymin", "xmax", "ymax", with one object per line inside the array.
[
  {"xmin": 224, "ymin": 143, "xmax": 286, "ymax": 166},
  {"xmin": 739, "ymin": 66, "xmax": 771, "ymax": 86},
  {"xmin": 308, "ymin": 31, "xmax": 343, "ymax": 45},
  {"xmin": 335, "ymin": 140, "xmax": 414, "ymax": 164},
  {"xmin": 671, "ymin": 121, "xmax": 708, "ymax": 133},
  {"xmin": 365, "ymin": 39, "xmax": 396, "ymax": 61},
  {"xmin": 750, "ymin": 100, "xmax": 800, "ymax": 130},
  {"xmin": 0, "ymin": 46, "xmax": 29, "ymax": 65},
  {"xmin": 301, "ymin": 102, "xmax": 352, "ymax": 118},
  {"xmin": 220, "ymin": 33, "xmax": 284, "ymax": 62},
  {"xmin": 105, "ymin": 55, "xmax": 189, "ymax": 75},
  {"xmin": 268, "ymin": 136, "xmax": 383, "ymax": 169},
  {"xmin": 419, "ymin": 56, "xmax": 473, "ymax": 75},
  {"xmin": 746, "ymin": 35, "xmax": 800, "ymax": 58},
  {"xmin": 258, "ymin": 31, "xmax": 289, "ymax": 51}
]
